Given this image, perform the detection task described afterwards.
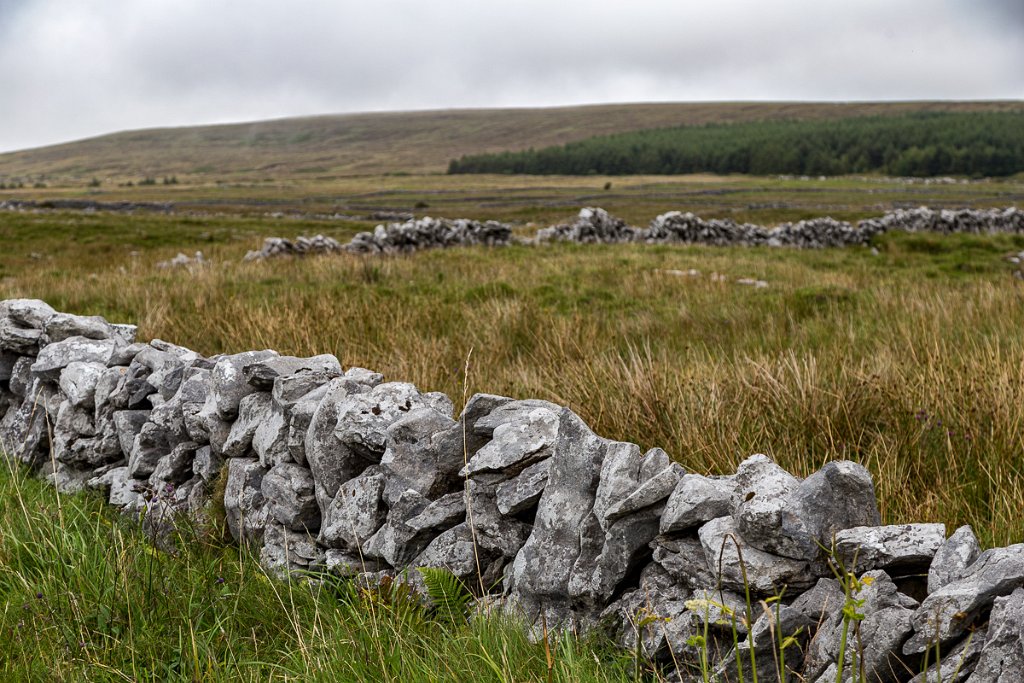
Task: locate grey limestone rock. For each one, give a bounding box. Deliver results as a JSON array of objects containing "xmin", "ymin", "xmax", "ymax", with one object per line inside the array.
[
  {"xmin": 603, "ymin": 451, "xmax": 683, "ymax": 522},
  {"xmin": 286, "ymin": 388, "xmax": 326, "ymax": 466},
  {"xmin": 210, "ymin": 350, "xmax": 278, "ymax": 420},
  {"xmin": 343, "ymin": 366, "xmax": 384, "ymax": 387},
  {"xmin": 128, "ymin": 421, "xmax": 171, "ymax": 479},
  {"xmin": 929, "ymin": 525, "xmax": 982, "ymax": 595},
  {"xmin": 413, "ymin": 522, "xmax": 504, "ymax": 587},
  {"xmin": 505, "ymin": 408, "xmax": 607, "ymax": 629},
  {"xmin": 262, "ymin": 463, "xmax": 320, "ymax": 532},
  {"xmin": 58, "ymin": 361, "xmax": 105, "ymax": 408},
  {"xmin": 600, "ymin": 563, "xmax": 702, "ymax": 664},
  {"xmin": 334, "ymin": 381, "xmax": 454, "ymax": 459},
  {"xmin": 905, "ymin": 544, "xmax": 1024, "ymax": 654},
  {"xmin": 496, "ymin": 459, "xmax": 549, "ymax": 516},
  {"xmin": 149, "ymin": 441, "xmax": 200, "ymax": 487},
  {"xmin": 460, "ymin": 400, "xmax": 560, "ymax": 478},
  {"xmin": 252, "ymin": 399, "xmax": 291, "ymax": 466},
  {"xmin": 260, "ymin": 523, "xmax": 324, "ymax": 578},
  {"xmin": 753, "ymin": 460, "xmax": 881, "ymax": 561},
  {"xmin": 31, "ymin": 336, "xmax": 118, "ymax": 380},
  {"xmin": 221, "ymin": 392, "xmax": 273, "ymax": 457},
  {"xmin": 8, "ymin": 355, "xmax": 34, "ymax": 397},
  {"xmin": 379, "ymin": 408, "xmax": 462, "ymax": 505},
  {"xmin": 835, "ymin": 523, "xmax": 946, "ymax": 574},
  {"xmin": 660, "ymin": 473, "xmax": 738, "ymax": 533},
  {"xmin": 113, "ymin": 410, "xmax": 150, "ymax": 460},
  {"xmin": 804, "ymin": 570, "xmax": 918, "ymax": 683},
  {"xmin": 362, "ymin": 488, "xmax": 462, "ymax": 568},
  {"xmin": 314, "ymin": 548, "xmax": 385, "ymax": 578},
  {"xmin": 0, "ymin": 319, "xmax": 44, "ymax": 354},
  {"xmin": 651, "ymin": 535, "xmax": 717, "ymax": 590},
  {"xmin": 963, "ymin": 588, "xmax": 1024, "ymax": 682},
  {"xmin": 42, "ymin": 459, "xmax": 94, "ymax": 494},
  {"xmin": 272, "ymin": 370, "xmax": 340, "ymax": 408},
  {"xmin": 223, "ymin": 458, "xmax": 270, "ymax": 545},
  {"xmin": 243, "ymin": 353, "xmax": 341, "ymax": 389},
  {"xmin": 108, "ymin": 342, "xmax": 147, "ymax": 367},
  {"xmin": 569, "ymin": 445, "xmax": 682, "ymax": 610},
  {"xmin": 192, "ymin": 445, "xmax": 223, "ymax": 481},
  {"xmin": 1, "ymin": 379, "xmax": 58, "ymax": 466},
  {"xmin": 318, "ymin": 468, "xmax": 387, "ymax": 550},
  {"xmin": 907, "ymin": 625, "xmax": 987, "ymax": 683},
  {"xmin": 0, "ymin": 350, "xmax": 18, "ymax": 382},
  {"xmin": 1, "ymin": 298, "xmax": 55, "ymax": 329},
  {"xmin": 43, "ymin": 312, "xmax": 117, "ymax": 343},
  {"xmin": 698, "ymin": 516, "xmax": 818, "ymax": 595}
]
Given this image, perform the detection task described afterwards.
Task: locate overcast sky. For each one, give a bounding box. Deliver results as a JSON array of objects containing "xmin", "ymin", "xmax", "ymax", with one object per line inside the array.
[{"xmin": 0, "ymin": 0, "xmax": 1021, "ymax": 153}]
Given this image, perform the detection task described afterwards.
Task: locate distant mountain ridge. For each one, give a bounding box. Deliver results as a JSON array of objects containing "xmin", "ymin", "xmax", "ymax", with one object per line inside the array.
[{"xmin": 1, "ymin": 101, "xmax": 1021, "ymax": 183}]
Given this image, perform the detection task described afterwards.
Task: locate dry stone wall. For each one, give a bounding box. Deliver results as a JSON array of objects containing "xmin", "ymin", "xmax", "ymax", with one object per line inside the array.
[
  {"xmin": 244, "ymin": 206, "xmax": 1024, "ymax": 259},
  {"xmin": 2, "ymin": 298, "xmax": 1023, "ymax": 681}
]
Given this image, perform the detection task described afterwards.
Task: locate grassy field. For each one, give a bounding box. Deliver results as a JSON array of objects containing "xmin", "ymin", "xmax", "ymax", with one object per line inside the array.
[
  {"xmin": 2, "ymin": 172, "xmax": 1023, "ymax": 227},
  {"xmin": 2, "ymin": 199, "xmax": 1023, "ymax": 548},
  {"xmin": 2, "ymin": 101, "xmax": 1023, "ymax": 183},
  {"xmin": 0, "ymin": 462, "xmax": 635, "ymax": 681},
  {"xmin": 2, "ymin": 168, "xmax": 1023, "ymax": 678}
]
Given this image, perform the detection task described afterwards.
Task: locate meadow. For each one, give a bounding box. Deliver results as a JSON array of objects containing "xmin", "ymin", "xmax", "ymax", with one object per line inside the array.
[{"xmin": 2, "ymin": 170, "xmax": 1024, "ymax": 679}]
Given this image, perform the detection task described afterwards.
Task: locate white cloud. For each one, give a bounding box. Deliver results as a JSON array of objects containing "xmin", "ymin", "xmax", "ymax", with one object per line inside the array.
[{"xmin": 0, "ymin": 0, "xmax": 1020, "ymax": 152}]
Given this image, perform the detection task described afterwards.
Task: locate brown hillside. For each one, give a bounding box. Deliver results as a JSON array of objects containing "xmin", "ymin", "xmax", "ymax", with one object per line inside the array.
[{"xmin": 1, "ymin": 101, "xmax": 1021, "ymax": 183}]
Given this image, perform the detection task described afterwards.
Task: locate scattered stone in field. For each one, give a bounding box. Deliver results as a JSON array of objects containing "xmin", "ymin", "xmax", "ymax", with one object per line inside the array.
[
  {"xmin": 157, "ymin": 251, "xmax": 207, "ymax": 270},
  {"xmin": 736, "ymin": 278, "xmax": 768, "ymax": 288}
]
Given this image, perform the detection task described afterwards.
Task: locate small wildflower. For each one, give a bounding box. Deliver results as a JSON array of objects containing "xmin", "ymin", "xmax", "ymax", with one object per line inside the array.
[
  {"xmin": 35, "ymin": 592, "xmax": 43, "ymax": 599},
  {"xmin": 215, "ymin": 576, "xmax": 225, "ymax": 585}
]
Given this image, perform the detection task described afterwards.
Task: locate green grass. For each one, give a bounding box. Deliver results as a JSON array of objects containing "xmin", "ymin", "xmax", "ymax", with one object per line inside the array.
[{"xmin": 0, "ymin": 462, "xmax": 638, "ymax": 681}]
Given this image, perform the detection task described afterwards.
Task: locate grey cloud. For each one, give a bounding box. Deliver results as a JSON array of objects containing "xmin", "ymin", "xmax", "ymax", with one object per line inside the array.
[{"xmin": 0, "ymin": 0, "xmax": 1021, "ymax": 153}]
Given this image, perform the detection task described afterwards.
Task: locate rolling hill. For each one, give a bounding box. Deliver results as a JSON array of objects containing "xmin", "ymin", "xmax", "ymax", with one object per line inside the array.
[{"xmin": 1, "ymin": 101, "xmax": 1022, "ymax": 184}]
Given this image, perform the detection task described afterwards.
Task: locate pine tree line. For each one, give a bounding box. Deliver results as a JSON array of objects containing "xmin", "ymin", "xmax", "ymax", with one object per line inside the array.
[{"xmin": 448, "ymin": 112, "xmax": 1024, "ymax": 178}]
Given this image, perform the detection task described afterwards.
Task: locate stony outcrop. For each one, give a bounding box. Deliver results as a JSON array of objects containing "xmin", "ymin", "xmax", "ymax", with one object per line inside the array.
[{"xmin": 2, "ymin": 297, "xmax": 1022, "ymax": 682}]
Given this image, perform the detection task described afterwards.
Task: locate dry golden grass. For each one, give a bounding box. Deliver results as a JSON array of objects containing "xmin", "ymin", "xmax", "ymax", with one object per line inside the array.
[{"xmin": 4, "ymin": 229, "xmax": 1023, "ymax": 547}]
